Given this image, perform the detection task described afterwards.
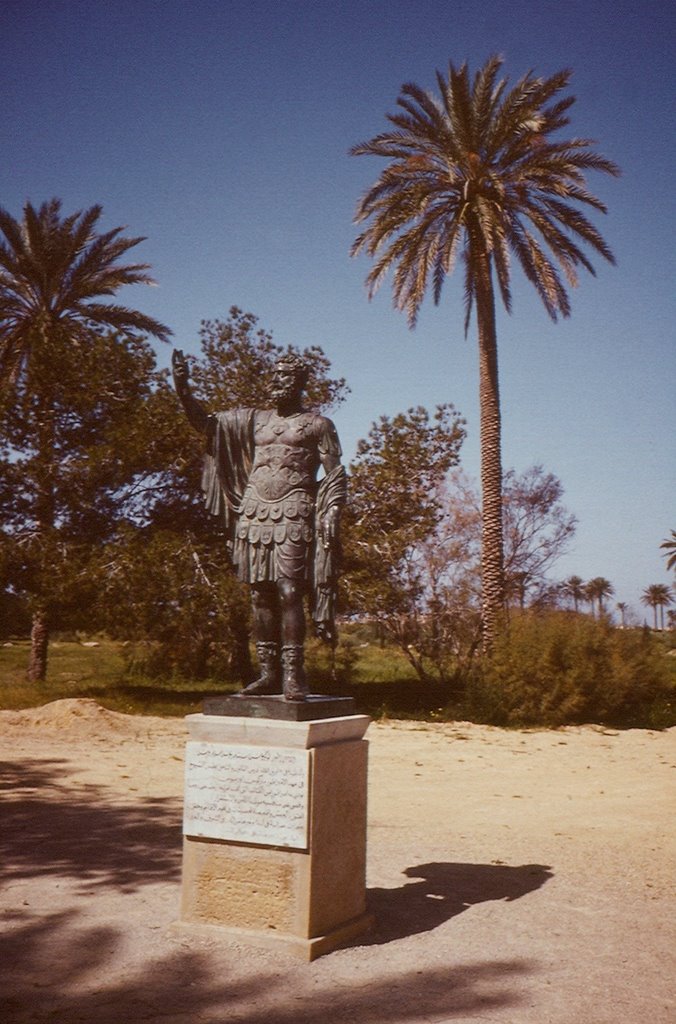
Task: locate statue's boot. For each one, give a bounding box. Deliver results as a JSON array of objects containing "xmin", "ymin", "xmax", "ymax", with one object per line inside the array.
[
  {"xmin": 282, "ymin": 644, "xmax": 309, "ymax": 701},
  {"xmin": 241, "ymin": 642, "xmax": 281, "ymax": 696}
]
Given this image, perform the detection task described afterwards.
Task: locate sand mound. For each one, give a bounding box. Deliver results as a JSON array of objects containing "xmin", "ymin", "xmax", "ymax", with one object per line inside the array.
[{"xmin": 0, "ymin": 697, "xmax": 144, "ymax": 737}]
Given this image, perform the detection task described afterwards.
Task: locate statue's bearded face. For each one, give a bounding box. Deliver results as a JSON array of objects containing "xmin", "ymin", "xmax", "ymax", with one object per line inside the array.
[{"xmin": 270, "ymin": 362, "xmax": 305, "ymax": 403}]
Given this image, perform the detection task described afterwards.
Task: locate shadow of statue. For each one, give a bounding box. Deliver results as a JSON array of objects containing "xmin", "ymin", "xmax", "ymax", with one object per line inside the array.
[{"xmin": 365, "ymin": 861, "xmax": 553, "ymax": 944}]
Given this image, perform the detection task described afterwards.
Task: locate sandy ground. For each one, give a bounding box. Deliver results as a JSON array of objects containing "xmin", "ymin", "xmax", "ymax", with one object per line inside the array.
[{"xmin": 1, "ymin": 698, "xmax": 674, "ymax": 1024}]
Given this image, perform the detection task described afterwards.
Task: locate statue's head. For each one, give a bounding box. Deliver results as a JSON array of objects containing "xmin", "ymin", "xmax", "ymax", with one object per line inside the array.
[{"xmin": 271, "ymin": 353, "xmax": 310, "ymax": 404}]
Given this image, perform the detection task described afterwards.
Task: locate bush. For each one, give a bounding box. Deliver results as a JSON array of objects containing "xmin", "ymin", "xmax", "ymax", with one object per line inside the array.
[{"xmin": 465, "ymin": 612, "xmax": 674, "ymax": 727}]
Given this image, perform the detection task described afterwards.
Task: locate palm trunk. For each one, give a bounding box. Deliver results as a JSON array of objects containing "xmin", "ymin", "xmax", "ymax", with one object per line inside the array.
[
  {"xmin": 474, "ymin": 249, "xmax": 505, "ymax": 652},
  {"xmin": 27, "ymin": 607, "xmax": 49, "ymax": 682},
  {"xmin": 28, "ymin": 375, "xmax": 56, "ymax": 682}
]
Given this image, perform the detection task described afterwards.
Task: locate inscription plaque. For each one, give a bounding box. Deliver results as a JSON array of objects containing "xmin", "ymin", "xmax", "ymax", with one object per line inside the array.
[{"xmin": 183, "ymin": 741, "xmax": 310, "ymax": 849}]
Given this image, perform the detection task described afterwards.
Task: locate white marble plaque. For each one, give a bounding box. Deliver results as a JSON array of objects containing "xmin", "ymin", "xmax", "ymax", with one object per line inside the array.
[{"xmin": 183, "ymin": 741, "xmax": 310, "ymax": 849}]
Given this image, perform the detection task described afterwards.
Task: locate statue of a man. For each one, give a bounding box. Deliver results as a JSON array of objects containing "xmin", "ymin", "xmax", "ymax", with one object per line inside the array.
[{"xmin": 172, "ymin": 349, "xmax": 347, "ymax": 701}]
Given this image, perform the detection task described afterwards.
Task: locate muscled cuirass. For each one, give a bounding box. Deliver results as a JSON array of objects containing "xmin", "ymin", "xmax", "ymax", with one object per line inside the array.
[{"xmin": 246, "ymin": 410, "xmax": 321, "ymax": 502}]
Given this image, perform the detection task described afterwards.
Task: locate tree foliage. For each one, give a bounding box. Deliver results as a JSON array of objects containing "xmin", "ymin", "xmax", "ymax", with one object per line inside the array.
[
  {"xmin": 346, "ymin": 456, "xmax": 577, "ymax": 688},
  {"xmin": 467, "ymin": 612, "xmax": 671, "ymax": 728},
  {"xmin": 0, "ymin": 332, "xmax": 171, "ymax": 651},
  {"xmin": 95, "ymin": 529, "xmax": 251, "ymax": 681},
  {"xmin": 343, "ymin": 404, "xmax": 466, "ymax": 682},
  {"xmin": 190, "ymin": 307, "xmax": 349, "ymax": 413}
]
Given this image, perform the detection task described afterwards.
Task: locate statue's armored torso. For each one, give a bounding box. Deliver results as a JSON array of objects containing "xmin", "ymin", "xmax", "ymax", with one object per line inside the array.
[
  {"xmin": 232, "ymin": 408, "xmax": 340, "ymax": 583},
  {"xmin": 246, "ymin": 409, "xmax": 322, "ymax": 503}
]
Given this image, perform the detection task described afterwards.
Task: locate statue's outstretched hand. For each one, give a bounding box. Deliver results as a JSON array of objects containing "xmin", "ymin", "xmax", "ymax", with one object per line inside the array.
[{"xmin": 172, "ymin": 349, "xmax": 190, "ymax": 388}]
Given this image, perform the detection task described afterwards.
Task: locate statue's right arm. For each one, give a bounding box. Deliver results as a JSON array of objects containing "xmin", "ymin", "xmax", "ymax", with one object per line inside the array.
[{"xmin": 172, "ymin": 349, "xmax": 210, "ymax": 434}]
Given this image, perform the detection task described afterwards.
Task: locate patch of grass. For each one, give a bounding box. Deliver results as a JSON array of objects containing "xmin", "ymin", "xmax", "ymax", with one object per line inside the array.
[
  {"xmin": 2, "ymin": 625, "xmax": 674, "ymax": 727},
  {"xmin": 0, "ymin": 639, "xmax": 237, "ymax": 717}
]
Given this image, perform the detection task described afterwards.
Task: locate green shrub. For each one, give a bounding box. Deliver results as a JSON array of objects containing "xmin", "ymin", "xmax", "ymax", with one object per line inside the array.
[{"xmin": 465, "ymin": 612, "xmax": 674, "ymax": 727}]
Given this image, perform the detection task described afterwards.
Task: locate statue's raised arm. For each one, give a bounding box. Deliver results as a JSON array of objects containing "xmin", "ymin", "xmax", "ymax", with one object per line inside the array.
[{"xmin": 172, "ymin": 349, "xmax": 209, "ymax": 434}]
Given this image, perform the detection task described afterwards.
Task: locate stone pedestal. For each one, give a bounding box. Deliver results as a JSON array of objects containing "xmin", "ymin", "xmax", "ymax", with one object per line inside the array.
[{"xmin": 178, "ymin": 708, "xmax": 372, "ymax": 960}]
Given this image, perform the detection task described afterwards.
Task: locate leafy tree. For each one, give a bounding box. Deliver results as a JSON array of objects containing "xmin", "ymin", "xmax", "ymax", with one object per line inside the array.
[
  {"xmin": 345, "ymin": 412, "xmax": 576, "ymax": 685},
  {"xmin": 0, "ymin": 331, "xmax": 173, "ymax": 677},
  {"xmin": 660, "ymin": 531, "xmax": 676, "ymax": 573},
  {"xmin": 95, "ymin": 528, "xmax": 251, "ymax": 681},
  {"xmin": 193, "ymin": 307, "xmax": 348, "ymax": 412},
  {"xmin": 585, "ymin": 577, "xmax": 614, "ymax": 618},
  {"xmin": 351, "ymin": 55, "xmax": 619, "ymax": 649},
  {"xmin": 563, "ymin": 575, "xmax": 586, "ymax": 613},
  {"xmin": 343, "ymin": 404, "xmax": 467, "ymax": 683},
  {"xmin": 641, "ymin": 583, "xmax": 672, "ymax": 630},
  {"xmin": 502, "ymin": 466, "xmax": 577, "ymax": 606},
  {"xmin": 441, "ymin": 466, "xmax": 577, "ymax": 610},
  {"xmin": 0, "ymin": 199, "xmax": 171, "ymax": 679}
]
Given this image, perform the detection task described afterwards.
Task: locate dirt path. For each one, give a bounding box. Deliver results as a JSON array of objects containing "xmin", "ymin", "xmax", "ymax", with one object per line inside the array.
[{"xmin": 1, "ymin": 699, "xmax": 674, "ymax": 1023}]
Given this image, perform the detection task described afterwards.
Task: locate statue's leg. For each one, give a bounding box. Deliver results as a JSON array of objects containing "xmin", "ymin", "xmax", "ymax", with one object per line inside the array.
[
  {"xmin": 278, "ymin": 579, "xmax": 308, "ymax": 701},
  {"xmin": 241, "ymin": 583, "xmax": 281, "ymax": 695}
]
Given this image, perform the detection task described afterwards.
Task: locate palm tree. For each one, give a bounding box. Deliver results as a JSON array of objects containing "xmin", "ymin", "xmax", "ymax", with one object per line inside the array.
[
  {"xmin": 585, "ymin": 577, "xmax": 614, "ymax": 618},
  {"xmin": 563, "ymin": 574, "xmax": 586, "ymax": 613},
  {"xmin": 616, "ymin": 601, "xmax": 628, "ymax": 628},
  {"xmin": 350, "ymin": 56, "xmax": 618, "ymax": 650},
  {"xmin": 641, "ymin": 584, "xmax": 672, "ymax": 630},
  {"xmin": 0, "ymin": 198, "xmax": 172, "ymax": 680},
  {"xmin": 660, "ymin": 530, "xmax": 676, "ymax": 573}
]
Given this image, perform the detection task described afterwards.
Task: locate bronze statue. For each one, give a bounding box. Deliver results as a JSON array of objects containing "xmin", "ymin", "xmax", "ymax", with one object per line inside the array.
[{"xmin": 172, "ymin": 350, "xmax": 347, "ymax": 701}]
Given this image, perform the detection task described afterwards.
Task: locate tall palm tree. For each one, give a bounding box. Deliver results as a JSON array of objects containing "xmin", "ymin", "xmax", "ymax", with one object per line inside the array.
[
  {"xmin": 586, "ymin": 577, "xmax": 614, "ymax": 618},
  {"xmin": 616, "ymin": 601, "xmax": 628, "ymax": 628},
  {"xmin": 641, "ymin": 584, "xmax": 672, "ymax": 630},
  {"xmin": 0, "ymin": 198, "xmax": 172, "ymax": 680},
  {"xmin": 350, "ymin": 56, "xmax": 618, "ymax": 649},
  {"xmin": 563, "ymin": 574, "xmax": 586, "ymax": 613}
]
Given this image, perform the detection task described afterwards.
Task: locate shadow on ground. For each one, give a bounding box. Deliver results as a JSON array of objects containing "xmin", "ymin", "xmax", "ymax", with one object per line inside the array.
[
  {"xmin": 365, "ymin": 861, "xmax": 554, "ymax": 944},
  {"xmin": 0, "ymin": 907, "xmax": 537, "ymax": 1024},
  {"xmin": 0, "ymin": 759, "xmax": 182, "ymax": 892},
  {"xmin": 0, "ymin": 756, "xmax": 546, "ymax": 1021}
]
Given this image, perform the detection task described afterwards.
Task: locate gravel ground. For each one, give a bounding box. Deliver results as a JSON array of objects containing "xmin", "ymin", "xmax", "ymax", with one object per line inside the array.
[{"xmin": 1, "ymin": 699, "xmax": 674, "ymax": 1024}]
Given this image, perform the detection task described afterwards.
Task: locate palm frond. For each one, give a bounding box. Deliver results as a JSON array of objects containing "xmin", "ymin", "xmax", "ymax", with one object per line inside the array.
[{"xmin": 350, "ymin": 55, "xmax": 617, "ymax": 331}]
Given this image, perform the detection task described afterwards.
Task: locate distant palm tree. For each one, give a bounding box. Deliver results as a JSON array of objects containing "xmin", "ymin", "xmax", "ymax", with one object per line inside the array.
[
  {"xmin": 585, "ymin": 577, "xmax": 614, "ymax": 618},
  {"xmin": 641, "ymin": 584, "xmax": 673, "ymax": 630},
  {"xmin": 351, "ymin": 55, "xmax": 618, "ymax": 649},
  {"xmin": 660, "ymin": 531, "xmax": 676, "ymax": 573},
  {"xmin": 616, "ymin": 601, "xmax": 628, "ymax": 628},
  {"xmin": 564, "ymin": 575, "xmax": 586, "ymax": 613},
  {"xmin": 0, "ymin": 198, "xmax": 172, "ymax": 680}
]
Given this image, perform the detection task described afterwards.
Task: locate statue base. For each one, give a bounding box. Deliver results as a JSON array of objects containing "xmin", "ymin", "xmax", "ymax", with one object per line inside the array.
[
  {"xmin": 178, "ymin": 710, "xmax": 372, "ymax": 960},
  {"xmin": 203, "ymin": 693, "xmax": 355, "ymax": 721}
]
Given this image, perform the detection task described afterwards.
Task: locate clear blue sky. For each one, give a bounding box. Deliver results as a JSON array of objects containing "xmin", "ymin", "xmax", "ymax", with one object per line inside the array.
[{"xmin": 2, "ymin": 0, "xmax": 674, "ymax": 617}]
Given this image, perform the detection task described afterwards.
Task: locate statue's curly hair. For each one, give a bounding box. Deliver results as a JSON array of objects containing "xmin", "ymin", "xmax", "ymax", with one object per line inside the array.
[{"xmin": 274, "ymin": 352, "xmax": 310, "ymax": 388}]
